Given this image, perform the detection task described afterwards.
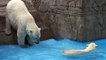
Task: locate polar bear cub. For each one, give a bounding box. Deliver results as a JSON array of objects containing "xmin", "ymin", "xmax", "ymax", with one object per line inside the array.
[
  {"xmin": 63, "ymin": 43, "xmax": 97, "ymax": 56},
  {"xmin": 5, "ymin": 0, "xmax": 41, "ymax": 48}
]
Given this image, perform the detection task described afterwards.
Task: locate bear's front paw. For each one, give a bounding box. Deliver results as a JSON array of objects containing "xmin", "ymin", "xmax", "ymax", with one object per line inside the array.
[
  {"xmin": 19, "ymin": 45, "xmax": 28, "ymax": 48},
  {"xmin": 4, "ymin": 28, "xmax": 11, "ymax": 35}
]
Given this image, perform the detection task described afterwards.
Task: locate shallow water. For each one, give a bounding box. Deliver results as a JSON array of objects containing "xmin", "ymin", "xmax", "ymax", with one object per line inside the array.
[{"xmin": 0, "ymin": 39, "xmax": 106, "ymax": 60}]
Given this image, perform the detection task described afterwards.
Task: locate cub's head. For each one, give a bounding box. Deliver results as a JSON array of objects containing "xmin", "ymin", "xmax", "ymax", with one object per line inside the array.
[
  {"xmin": 26, "ymin": 28, "xmax": 41, "ymax": 44},
  {"xmin": 86, "ymin": 42, "xmax": 97, "ymax": 49}
]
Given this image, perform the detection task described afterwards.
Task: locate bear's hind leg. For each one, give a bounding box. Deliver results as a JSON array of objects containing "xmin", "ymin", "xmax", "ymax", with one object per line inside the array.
[
  {"xmin": 17, "ymin": 29, "xmax": 27, "ymax": 48},
  {"xmin": 5, "ymin": 15, "xmax": 11, "ymax": 35}
]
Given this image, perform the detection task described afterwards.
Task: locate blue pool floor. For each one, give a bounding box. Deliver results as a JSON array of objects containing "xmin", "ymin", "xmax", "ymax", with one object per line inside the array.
[{"xmin": 0, "ymin": 39, "xmax": 106, "ymax": 60}]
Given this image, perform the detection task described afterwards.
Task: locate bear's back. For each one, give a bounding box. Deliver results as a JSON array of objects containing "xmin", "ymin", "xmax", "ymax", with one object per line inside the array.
[
  {"xmin": 6, "ymin": 0, "xmax": 29, "ymax": 15},
  {"xmin": 6, "ymin": 0, "xmax": 31, "ymax": 29}
]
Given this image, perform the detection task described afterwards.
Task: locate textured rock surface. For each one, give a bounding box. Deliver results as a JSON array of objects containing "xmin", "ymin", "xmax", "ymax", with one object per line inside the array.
[
  {"xmin": 0, "ymin": 0, "xmax": 106, "ymax": 44},
  {"xmin": 36, "ymin": 0, "xmax": 106, "ymax": 42}
]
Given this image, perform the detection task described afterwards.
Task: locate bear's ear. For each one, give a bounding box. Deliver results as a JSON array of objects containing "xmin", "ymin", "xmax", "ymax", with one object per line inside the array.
[{"xmin": 38, "ymin": 28, "xmax": 41, "ymax": 31}]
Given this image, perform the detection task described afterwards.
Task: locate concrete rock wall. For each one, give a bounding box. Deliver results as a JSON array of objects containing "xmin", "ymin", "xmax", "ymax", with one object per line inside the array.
[
  {"xmin": 0, "ymin": 0, "xmax": 106, "ymax": 44},
  {"xmin": 36, "ymin": 0, "xmax": 106, "ymax": 42}
]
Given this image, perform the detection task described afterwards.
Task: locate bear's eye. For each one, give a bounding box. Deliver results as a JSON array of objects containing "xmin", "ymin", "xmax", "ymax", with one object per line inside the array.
[{"xmin": 30, "ymin": 30, "xmax": 33, "ymax": 34}]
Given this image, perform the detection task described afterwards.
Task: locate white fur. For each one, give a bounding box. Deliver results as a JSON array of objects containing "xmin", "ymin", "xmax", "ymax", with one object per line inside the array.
[
  {"xmin": 5, "ymin": 0, "xmax": 41, "ymax": 47},
  {"xmin": 63, "ymin": 43, "xmax": 97, "ymax": 56}
]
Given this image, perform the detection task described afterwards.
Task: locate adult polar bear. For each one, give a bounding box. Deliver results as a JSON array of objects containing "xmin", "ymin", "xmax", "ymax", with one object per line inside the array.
[{"xmin": 5, "ymin": 0, "xmax": 41, "ymax": 48}]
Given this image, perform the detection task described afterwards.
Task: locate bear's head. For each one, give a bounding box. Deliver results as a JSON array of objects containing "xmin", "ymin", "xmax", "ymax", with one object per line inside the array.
[
  {"xmin": 85, "ymin": 42, "xmax": 97, "ymax": 52},
  {"xmin": 26, "ymin": 28, "xmax": 41, "ymax": 44},
  {"xmin": 86, "ymin": 43, "xmax": 97, "ymax": 48}
]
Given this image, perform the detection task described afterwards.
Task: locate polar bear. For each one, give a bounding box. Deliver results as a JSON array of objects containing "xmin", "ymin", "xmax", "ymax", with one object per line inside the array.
[
  {"xmin": 5, "ymin": 0, "xmax": 41, "ymax": 48},
  {"xmin": 63, "ymin": 43, "xmax": 97, "ymax": 56}
]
